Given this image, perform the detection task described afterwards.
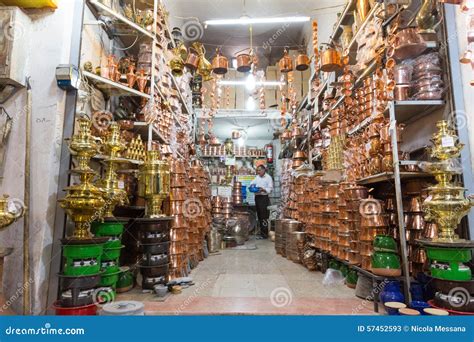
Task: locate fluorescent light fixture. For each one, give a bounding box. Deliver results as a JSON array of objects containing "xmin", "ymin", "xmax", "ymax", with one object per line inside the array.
[
  {"xmin": 205, "ymin": 16, "xmax": 310, "ymax": 26},
  {"xmin": 218, "ymin": 80, "xmax": 285, "ymax": 87}
]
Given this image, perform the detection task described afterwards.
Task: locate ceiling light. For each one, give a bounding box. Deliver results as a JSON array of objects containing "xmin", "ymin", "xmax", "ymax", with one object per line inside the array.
[
  {"xmin": 246, "ymin": 74, "xmax": 256, "ymax": 91},
  {"xmin": 218, "ymin": 80, "xmax": 285, "ymax": 87},
  {"xmin": 204, "ymin": 16, "xmax": 310, "ymax": 26},
  {"xmin": 231, "ymin": 58, "xmax": 238, "ymax": 69}
]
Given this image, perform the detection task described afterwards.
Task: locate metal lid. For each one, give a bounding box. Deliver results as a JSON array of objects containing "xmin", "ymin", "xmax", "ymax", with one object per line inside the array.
[{"xmin": 100, "ymin": 301, "xmax": 145, "ymax": 316}]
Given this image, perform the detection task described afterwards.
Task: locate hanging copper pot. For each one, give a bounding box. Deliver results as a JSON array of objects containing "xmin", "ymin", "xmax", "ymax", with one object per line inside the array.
[
  {"xmin": 185, "ymin": 47, "xmax": 200, "ymax": 71},
  {"xmin": 212, "ymin": 50, "xmax": 229, "ymax": 75},
  {"xmin": 236, "ymin": 52, "xmax": 252, "ymax": 73},
  {"xmin": 295, "ymin": 53, "xmax": 310, "ymax": 71},
  {"xmin": 320, "ymin": 43, "xmax": 342, "ymax": 72},
  {"xmin": 279, "ymin": 49, "xmax": 293, "ymax": 73}
]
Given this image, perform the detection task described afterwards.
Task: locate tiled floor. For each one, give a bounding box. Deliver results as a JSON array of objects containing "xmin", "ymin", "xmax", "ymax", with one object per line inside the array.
[{"xmin": 118, "ymin": 239, "xmax": 374, "ymax": 315}]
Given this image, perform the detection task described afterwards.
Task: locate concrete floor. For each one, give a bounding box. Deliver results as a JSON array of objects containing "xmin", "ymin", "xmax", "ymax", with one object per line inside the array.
[{"xmin": 119, "ymin": 239, "xmax": 374, "ymax": 315}]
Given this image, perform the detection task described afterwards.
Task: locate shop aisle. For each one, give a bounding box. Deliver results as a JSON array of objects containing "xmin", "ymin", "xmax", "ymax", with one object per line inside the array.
[{"xmin": 119, "ymin": 239, "xmax": 373, "ymax": 315}]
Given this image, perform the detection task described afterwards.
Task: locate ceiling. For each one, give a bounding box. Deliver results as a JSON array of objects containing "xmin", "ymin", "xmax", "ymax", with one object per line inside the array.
[{"xmin": 164, "ymin": 0, "xmax": 343, "ymax": 67}]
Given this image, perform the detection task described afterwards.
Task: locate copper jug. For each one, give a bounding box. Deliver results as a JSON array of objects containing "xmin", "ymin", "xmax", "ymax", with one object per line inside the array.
[
  {"xmin": 279, "ymin": 49, "xmax": 293, "ymax": 73},
  {"xmin": 295, "ymin": 53, "xmax": 310, "ymax": 71},
  {"xmin": 212, "ymin": 50, "xmax": 229, "ymax": 75}
]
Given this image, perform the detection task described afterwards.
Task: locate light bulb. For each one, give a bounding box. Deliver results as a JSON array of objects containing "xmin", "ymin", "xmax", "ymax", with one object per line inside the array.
[{"xmin": 246, "ymin": 73, "xmax": 256, "ymax": 91}]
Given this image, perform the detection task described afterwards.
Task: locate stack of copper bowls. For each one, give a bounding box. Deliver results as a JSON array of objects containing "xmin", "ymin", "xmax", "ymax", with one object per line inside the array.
[
  {"xmin": 222, "ymin": 198, "xmax": 233, "ymax": 219},
  {"xmin": 336, "ymin": 182, "xmax": 352, "ymax": 263},
  {"xmin": 232, "ymin": 181, "xmax": 243, "ymax": 204},
  {"xmin": 283, "ymin": 220, "xmax": 302, "ymax": 259},
  {"xmin": 169, "ymin": 159, "xmax": 189, "ymax": 279},
  {"xmin": 358, "ymin": 196, "xmax": 389, "ymax": 271},
  {"xmin": 404, "ymin": 194, "xmax": 427, "ymax": 276},
  {"xmin": 286, "ymin": 177, "xmax": 298, "ymax": 220},
  {"xmin": 212, "ymin": 196, "xmax": 224, "ymax": 217},
  {"xmin": 287, "ymin": 231, "xmax": 305, "ymax": 263},
  {"xmin": 385, "ymin": 197, "xmax": 398, "ymax": 239},
  {"xmin": 321, "ymin": 182, "xmax": 339, "ymax": 257},
  {"xmin": 294, "ymin": 175, "xmax": 309, "ymax": 222},
  {"xmin": 342, "ymin": 184, "xmax": 369, "ymax": 268},
  {"xmin": 292, "ymin": 150, "xmax": 307, "ymax": 169}
]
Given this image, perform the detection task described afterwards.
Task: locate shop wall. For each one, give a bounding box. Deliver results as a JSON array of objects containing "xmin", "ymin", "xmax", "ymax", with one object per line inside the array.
[
  {"xmin": 0, "ymin": 1, "xmax": 79, "ymax": 314},
  {"xmin": 454, "ymin": 7, "xmax": 474, "ymax": 175}
]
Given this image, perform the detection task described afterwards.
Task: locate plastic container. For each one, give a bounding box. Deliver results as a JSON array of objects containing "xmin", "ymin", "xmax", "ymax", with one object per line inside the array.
[{"xmin": 53, "ymin": 302, "xmax": 97, "ymax": 316}]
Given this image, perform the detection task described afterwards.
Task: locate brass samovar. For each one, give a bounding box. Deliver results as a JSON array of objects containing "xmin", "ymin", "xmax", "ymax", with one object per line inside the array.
[
  {"xmin": 59, "ymin": 118, "xmax": 106, "ymax": 240},
  {"xmin": 96, "ymin": 122, "xmax": 128, "ymax": 219},
  {"xmin": 422, "ymin": 120, "xmax": 473, "ymax": 242},
  {"xmin": 138, "ymin": 150, "xmax": 170, "ymax": 217}
]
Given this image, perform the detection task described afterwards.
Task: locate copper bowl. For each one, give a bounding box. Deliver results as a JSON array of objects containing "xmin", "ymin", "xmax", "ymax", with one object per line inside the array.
[
  {"xmin": 171, "ymin": 214, "xmax": 187, "ymax": 228},
  {"xmin": 171, "ymin": 160, "xmax": 186, "ymax": 174},
  {"xmin": 171, "ymin": 175, "xmax": 186, "ymax": 188},
  {"xmin": 359, "ymin": 228, "xmax": 388, "ymax": 242},
  {"xmin": 361, "ymin": 255, "xmax": 372, "ymax": 270},
  {"xmin": 360, "ymin": 215, "xmax": 389, "ymax": 228},
  {"xmin": 170, "ymin": 229, "xmax": 188, "ymax": 242},
  {"xmin": 348, "ymin": 250, "xmax": 361, "ymax": 265},
  {"xmin": 408, "ymin": 196, "xmax": 423, "ymax": 212},
  {"xmin": 327, "ymin": 184, "xmax": 339, "ymax": 199},
  {"xmin": 359, "ymin": 242, "xmax": 373, "ymax": 256},
  {"xmin": 344, "ymin": 186, "xmax": 369, "ymax": 200},
  {"xmin": 169, "ymin": 242, "xmax": 187, "ymax": 254},
  {"xmin": 321, "ymin": 200, "xmax": 338, "ymax": 213},
  {"xmin": 171, "ymin": 188, "xmax": 187, "ymax": 201},
  {"xmin": 349, "ymin": 230, "xmax": 359, "ymax": 241},
  {"xmin": 170, "ymin": 201, "xmax": 185, "ymax": 215},
  {"xmin": 236, "ymin": 53, "xmax": 251, "ymax": 73},
  {"xmin": 407, "ymin": 213, "xmax": 426, "ymax": 230},
  {"xmin": 349, "ymin": 240, "xmax": 359, "ymax": 251},
  {"xmin": 338, "ymin": 233, "xmax": 351, "ymax": 247}
]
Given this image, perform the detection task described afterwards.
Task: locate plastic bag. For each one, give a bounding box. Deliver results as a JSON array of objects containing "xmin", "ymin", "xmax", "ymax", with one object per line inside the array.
[{"xmin": 322, "ymin": 268, "xmax": 346, "ymax": 286}]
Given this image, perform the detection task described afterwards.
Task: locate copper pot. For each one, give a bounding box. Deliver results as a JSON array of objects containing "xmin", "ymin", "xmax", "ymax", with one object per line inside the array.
[
  {"xmin": 171, "ymin": 160, "xmax": 186, "ymax": 174},
  {"xmin": 171, "ymin": 214, "xmax": 187, "ymax": 228},
  {"xmin": 348, "ymin": 250, "xmax": 361, "ymax": 265},
  {"xmin": 423, "ymin": 222, "xmax": 438, "ymax": 240},
  {"xmin": 292, "ymin": 159, "xmax": 304, "ymax": 168},
  {"xmin": 327, "ymin": 184, "xmax": 339, "ymax": 199},
  {"xmin": 359, "ymin": 241, "xmax": 374, "ymax": 256},
  {"xmin": 407, "ymin": 213, "xmax": 426, "ymax": 230},
  {"xmin": 169, "ymin": 242, "xmax": 187, "ymax": 254},
  {"xmin": 344, "ymin": 185, "xmax": 368, "ymax": 200},
  {"xmin": 171, "ymin": 188, "xmax": 187, "ymax": 201},
  {"xmin": 349, "ymin": 240, "xmax": 359, "ymax": 251},
  {"xmin": 236, "ymin": 53, "xmax": 252, "ymax": 73},
  {"xmin": 171, "ymin": 175, "xmax": 186, "ymax": 188},
  {"xmin": 359, "ymin": 227, "xmax": 388, "ymax": 241},
  {"xmin": 293, "ymin": 151, "xmax": 307, "ymax": 160},
  {"xmin": 408, "ymin": 196, "xmax": 423, "ymax": 212},
  {"xmin": 338, "ymin": 233, "xmax": 351, "ymax": 247},
  {"xmin": 170, "ymin": 229, "xmax": 188, "ymax": 242},
  {"xmin": 279, "ymin": 50, "xmax": 293, "ymax": 73},
  {"xmin": 321, "ymin": 45, "xmax": 342, "ymax": 72},
  {"xmin": 360, "ymin": 214, "xmax": 389, "ymax": 228},
  {"xmin": 295, "ymin": 53, "xmax": 310, "ymax": 71},
  {"xmin": 185, "ymin": 48, "xmax": 200, "ymax": 71},
  {"xmin": 212, "ymin": 51, "xmax": 229, "ymax": 75},
  {"xmin": 393, "ymin": 28, "xmax": 427, "ymax": 60},
  {"xmin": 361, "ymin": 255, "xmax": 372, "ymax": 270},
  {"xmin": 394, "ymin": 84, "xmax": 411, "ymax": 101}
]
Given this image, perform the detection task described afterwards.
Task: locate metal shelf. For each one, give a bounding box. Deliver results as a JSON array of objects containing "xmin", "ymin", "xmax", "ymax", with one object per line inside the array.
[
  {"xmin": 133, "ymin": 121, "xmax": 168, "ymax": 144},
  {"xmin": 87, "ymin": 0, "xmax": 155, "ymax": 40},
  {"xmin": 83, "ymin": 71, "xmax": 151, "ymax": 99},
  {"xmin": 356, "ymin": 171, "xmax": 431, "ymax": 185},
  {"xmin": 389, "ymin": 100, "xmax": 446, "ymax": 123},
  {"xmin": 93, "ymin": 154, "xmax": 143, "ymax": 165},
  {"xmin": 329, "ymin": 0, "xmax": 356, "ymax": 44},
  {"xmin": 344, "ymin": 3, "xmax": 382, "ymax": 57}
]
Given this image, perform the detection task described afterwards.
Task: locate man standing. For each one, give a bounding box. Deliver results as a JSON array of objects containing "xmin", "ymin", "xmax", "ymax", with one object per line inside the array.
[{"xmin": 250, "ymin": 165, "xmax": 273, "ymax": 239}]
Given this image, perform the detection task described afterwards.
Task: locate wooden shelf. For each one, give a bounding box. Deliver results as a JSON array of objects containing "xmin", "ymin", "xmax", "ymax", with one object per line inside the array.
[
  {"xmin": 83, "ymin": 71, "xmax": 151, "ymax": 99},
  {"xmin": 356, "ymin": 171, "xmax": 431, "ymax": 185}
]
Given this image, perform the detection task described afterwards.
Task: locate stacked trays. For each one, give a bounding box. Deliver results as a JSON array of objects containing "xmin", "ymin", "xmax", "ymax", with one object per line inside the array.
[
  {"xmin": 274, "ymin": 219, "xmax": 285, "ymax": 255},
  {"xmin": 138, "ymin": 218, "xmax": 171, "ymax": 290},
  {"xmin": 58, "ymin": 241, "xmax": 106, "ymax": 309},
  {"xmin": 283, "ymin": 220, "xmax": 302, "ymax": 259},
  {"xmin": 287, "ymin": 232, "xmax": 305, "ymax": 263},
  {"xmin": 91, "ymin": 221, "xmax": 126, "ymax": 303},
  {"xmin": 169, "ymin": 159, "xmax": 190, "ymax": 279}
]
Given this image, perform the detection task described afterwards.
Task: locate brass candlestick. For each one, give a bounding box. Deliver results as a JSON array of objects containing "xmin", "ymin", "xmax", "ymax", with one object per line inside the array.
[
  {"xmin": 138, "ymin": 150, "xmax": 170, "ymax": 217},
  {"xmin": 59, "ymin": 118, "xmax": 106, "ymax": 239},
  {"xmin": 96, "ymin": 122, "xmax": 128, "ymax": 218},
  {"xmin": 422, "ymin": 120, "xmax": 474, "ymax": 242}
]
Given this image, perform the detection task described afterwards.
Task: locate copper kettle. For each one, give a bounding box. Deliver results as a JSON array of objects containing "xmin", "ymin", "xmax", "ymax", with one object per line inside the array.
[
  {"xmin": 236, "ymin": 52, "xmax": 252, "ymax": 73},
  {"xmin": 279, "ymin": 49, "xmax": 293, "ymax": 73},
  {"xmin": 295, "ymin": 53, "xmax": 310, "ymax": 71},
  {"xmin": 212, "ymin": 50, "xmax": 229, "ymax": 75},
  {"xmin": 185, "ymin": 47, "xmax": 200, "ymax": 71},
  {"xmin": 320, "ymin": 43, "xmax": 342, "ymax": 72}
]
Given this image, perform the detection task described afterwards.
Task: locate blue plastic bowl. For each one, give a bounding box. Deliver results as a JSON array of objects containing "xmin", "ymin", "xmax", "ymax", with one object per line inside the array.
[{"xmin": 249, "ymin": 185, "xmax": 259, "ymax": 193}]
